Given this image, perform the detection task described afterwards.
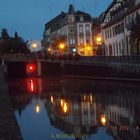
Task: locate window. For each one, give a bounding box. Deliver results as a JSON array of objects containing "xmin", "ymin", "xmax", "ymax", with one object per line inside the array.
[
  {"xmin": 70, "ymin": 39, "xmax": 75, "ymax": 45},
  {"xmin": 116, "ymin": 43, "xmax": 118, "ymax": 55},
  {"xmin": 80, "ymin": 37, "xmax": 84, "ymax": 45},
  {"xmin": 85, "ymin": 24, "xmax": 90, "ymax": 34},
  {"xmin": 68, "ymin": 16, "xmax": 75, "ymax": 23},
  {"xmin": 119, "ymin": 42, "xmax": 122, "ymax": 54},
  {"xmin": 79, "ymin": 25, "xmax": 83, "ymax": 35},
  {"xmin": 86, "ymin": 37, "xmax": 90, "ymax": 44},
  {"xmin": 69, "ymin": 27, "xmax": 75, "ymax": 33},
  {"xmin": 113, "ymin": 27, "xmax": 115, "ymax": 36},
  {"xmin": 110, "ymin": 28, "xmax": 112, "ymax": 38},
  {"xmin": 80, "ymin": 16, "xmax": 84, "ymax": 21}
]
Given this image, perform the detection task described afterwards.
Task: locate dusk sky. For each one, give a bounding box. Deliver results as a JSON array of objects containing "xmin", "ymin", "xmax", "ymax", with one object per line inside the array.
[{"xmin": 0, "ymin": 0, "xmax": 112, "ymax": 41}]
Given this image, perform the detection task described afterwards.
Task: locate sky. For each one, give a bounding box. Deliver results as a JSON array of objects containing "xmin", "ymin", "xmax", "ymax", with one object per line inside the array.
[{"xmin": 0, "ymin": 0, "xmax": 112, "ymax": 41}]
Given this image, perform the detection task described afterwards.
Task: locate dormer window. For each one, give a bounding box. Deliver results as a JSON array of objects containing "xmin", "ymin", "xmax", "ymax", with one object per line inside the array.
[
  {"xmin": 80, "ymin": 16, "xmax": 84, "ymax": 22},
  {"xmin": 68, "ymin": 15, "xmax": 75, "ymax": 23}
]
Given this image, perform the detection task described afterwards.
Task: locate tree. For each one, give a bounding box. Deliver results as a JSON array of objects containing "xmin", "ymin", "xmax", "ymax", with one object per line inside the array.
[
  {"xmin": 0, "ymin": 29, "xmax": 30, "ymax": 54},
  {"xmin": 130, "ymin": 13, "xmax": 140, "ymax": 54},
  {"xmin": 1, "ymin": 28, "xmax": 9, "ymax": 40}
]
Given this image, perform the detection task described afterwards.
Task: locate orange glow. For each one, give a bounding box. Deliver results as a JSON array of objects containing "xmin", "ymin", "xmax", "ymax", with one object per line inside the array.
[
  {"xmin": 101, "ymin": 115, "xmax": 106, "ymax": 125},
  {"xmin": 84, "ymin": 95, "xmax": 86, "ymax": 101},
  {"xmin": 48, "ymin": 48, "xmax": 51, "ymax": 52},
  {"xmin": 51, "ymin": 96, "xmax": 54, "ymax": 103},
  {"xmin": 63, "ymin": 102, "xmax": 68, "ymax": 113},
  {"xmin": 96, "ymin": 37, "xmax": 102, "ymax": 42},
  {"xmin": 59, "ymin": 43, "xmax": 65, "ymax": 50},
  {"xmin": 61, "ymin": 99, "xmax": 64, "ymax": 107},
  {"xmin": 90, "ymin": 94, "xmax": 93, "ymax": 102}
]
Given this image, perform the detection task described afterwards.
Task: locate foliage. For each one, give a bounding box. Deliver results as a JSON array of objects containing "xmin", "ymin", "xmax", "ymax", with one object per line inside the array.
[{"xmin": 0, "ymin": 28, "xmax": 30, "ymax": 54}]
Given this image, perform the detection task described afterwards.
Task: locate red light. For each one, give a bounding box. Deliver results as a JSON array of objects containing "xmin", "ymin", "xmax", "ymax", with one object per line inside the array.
[
  {"xmin": 26, "ymin": 63, "xmax": 36, "ymax": 74},
  {"xmin": 30, "ymin": 80, "xmax": 34, "ymax": 92},
  {"xmin": 29, "ymin": 66, "xmax": 33, "ymax": 70},
  {"xmin": 27, "ymin": 79, "xmax": 38, "ymax": 94}
]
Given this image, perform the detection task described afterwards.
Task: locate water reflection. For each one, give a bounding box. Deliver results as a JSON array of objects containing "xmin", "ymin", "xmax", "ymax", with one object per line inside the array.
[{"xmin": 8, "ymin": 78, "xmax": 140, "ymax": 140}]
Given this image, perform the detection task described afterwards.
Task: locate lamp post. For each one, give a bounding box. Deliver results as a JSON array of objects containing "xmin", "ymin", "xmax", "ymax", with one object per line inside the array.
[
  {"xmin": 95, "ymin": 36, "xmax": 103, "ymax": 55},
  {"xmin": 96, "ymin": 36, "xmax": 102, "ymax": 45}
]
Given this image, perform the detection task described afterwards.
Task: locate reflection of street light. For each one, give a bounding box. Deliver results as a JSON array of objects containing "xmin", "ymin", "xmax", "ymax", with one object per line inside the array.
[
  {"xmin": 60, "ymin": 99, "xmax": 64, "ymax": 107},
  {"xmin": 35, "ymin": 103, "xmax": 41, "ymax": 113},
  {"xmin": 101, "ymin": 114, "xmax": 107, "ymax": 126},
  {"xmin": 51, "ymin": 96, "xmax": 54, "ymax": 104},
  {"xmin": 63, "ymin": 102, "xmax": 68, "ymax": 113}
]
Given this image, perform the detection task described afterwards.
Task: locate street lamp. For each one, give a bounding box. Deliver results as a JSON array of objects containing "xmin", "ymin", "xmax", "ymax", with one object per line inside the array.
[
  {"xmin": 32, "ymin": 43, "xmax": 37, "ymax": 49},
  {"xmin": 59, "ymin": 43, "xmax": 65, "ymax": 50},
  {"xmin": 95, "ymin": 36, "xmax": 104, "ymax": 55},
  {"xmin": 96, "ymin": 36, "xmax": 102, "ymax": 45}
]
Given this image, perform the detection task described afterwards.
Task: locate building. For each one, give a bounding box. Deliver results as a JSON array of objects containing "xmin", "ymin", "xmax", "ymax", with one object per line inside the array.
[
  {"xmin": 42, "ymin": 4, "xmax": 93, "ymax": 56},
  {"xmin": 94, "ymin": 0, "xmax": 140, "ymax": 56}
]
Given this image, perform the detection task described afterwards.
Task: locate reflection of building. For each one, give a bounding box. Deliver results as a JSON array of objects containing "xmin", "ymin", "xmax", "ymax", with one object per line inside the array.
[
  {"xmin": 102, "ymin": 92, "xmax": 140, "ymax": 140},
  {"xmin": 43, "ymin": 4, "xmax": 93, "ymax": 56},
  {"xmin": 8, "ymin": 77, "xmax": 140, "ymax": 140},
  {"xmin": 46, "ymin": 94, "xmax": 97, "ymax": 138}
]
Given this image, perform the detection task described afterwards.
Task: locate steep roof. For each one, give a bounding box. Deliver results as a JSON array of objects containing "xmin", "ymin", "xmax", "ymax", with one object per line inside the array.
[
  {"xmin": 45, "ymin": 12, "xmax": 66, "ymax": 29},
  {"xmin": 68, "ymin": 4, "xmax": 75, "ymax": 14},
  {"xmin": 103, "ymin": 3, "xmax": 140, "ymax": 29}
]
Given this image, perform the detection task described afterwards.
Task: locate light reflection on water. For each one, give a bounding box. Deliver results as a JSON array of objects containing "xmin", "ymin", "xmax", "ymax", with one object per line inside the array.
[{"xmin": 8, "ymin": 78, "xmax": 140, "ymax": 140}]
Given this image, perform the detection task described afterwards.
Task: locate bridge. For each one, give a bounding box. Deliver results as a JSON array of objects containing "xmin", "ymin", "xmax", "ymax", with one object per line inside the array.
[{"xmin": 1, "ymin": 54, "xmax": 140, "ymax": 81}]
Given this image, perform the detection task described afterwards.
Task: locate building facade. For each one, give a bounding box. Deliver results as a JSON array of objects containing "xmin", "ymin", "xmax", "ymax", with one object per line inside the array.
[
  {"xmin": 42, "ymin": 4, "xmax": 93, "ymax": 56},
  {"xmin": 93, "ymin": 0, "xmax": 140, "ymax": 56}
]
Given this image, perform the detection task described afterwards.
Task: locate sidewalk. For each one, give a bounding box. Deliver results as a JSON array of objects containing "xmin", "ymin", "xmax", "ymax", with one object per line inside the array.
[{"xmin": 0, "ymin": 66, "xmax": 23, "ymax": 140}]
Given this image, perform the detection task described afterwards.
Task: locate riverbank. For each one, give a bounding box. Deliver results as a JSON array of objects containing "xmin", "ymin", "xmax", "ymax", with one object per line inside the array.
[{"xmin": 0, "ymin": 66, "xmax": 23, "ymax": 140}]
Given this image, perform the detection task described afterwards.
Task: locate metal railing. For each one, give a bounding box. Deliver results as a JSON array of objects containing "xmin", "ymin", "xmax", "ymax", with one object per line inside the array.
[{"xmin": 79, "ymin": 55, "xmax": 140, "ymax": 66}]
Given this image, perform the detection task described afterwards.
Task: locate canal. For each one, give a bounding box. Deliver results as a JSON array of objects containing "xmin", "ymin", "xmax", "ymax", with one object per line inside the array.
[{"xmin": 8, "ymin": 77, "xmax": 140, "ymax": 140}]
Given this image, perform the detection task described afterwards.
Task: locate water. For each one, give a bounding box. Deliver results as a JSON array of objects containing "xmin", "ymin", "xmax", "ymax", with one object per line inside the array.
[{"xmin": 8, "ymin": 77, "xmax": 140, "ymax": 140}]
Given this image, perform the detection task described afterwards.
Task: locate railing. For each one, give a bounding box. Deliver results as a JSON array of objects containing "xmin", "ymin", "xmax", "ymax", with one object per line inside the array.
[
  {"xmin": 1, "ymin": 54, "xmax": 140, "ymax": 67},
  {"xmin": 79, "ymin": 55, "xmax": 140, "ymax": 66}
]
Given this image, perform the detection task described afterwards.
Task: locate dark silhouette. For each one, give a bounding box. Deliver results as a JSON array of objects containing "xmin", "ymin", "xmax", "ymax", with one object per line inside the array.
[
  {"xmin": 1, "ymin": 28, "xmax": 9, "ymax": 40},
  {"xmin": 0, "ymin": 28, "xmax": 30, "ymax": 54}
]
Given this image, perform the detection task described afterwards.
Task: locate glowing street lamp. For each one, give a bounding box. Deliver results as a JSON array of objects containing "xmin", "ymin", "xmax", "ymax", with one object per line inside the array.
[
  {"xmin": 96, "ymin": 37, "xmax": 102, "ymax": 45},
  {"xmin": 59, "ymin": 43, "xmax": 65, "ymax": 50},
  {"xmin": 87, "ymin": 46, "xmax": 91, "ymax": 50},
  {"xmin": 32, "ymin": 43, "xmax": 37, "ymax": 48},
  {"xmin": 48, "ymin": 48, "xmax": 51, "ymax": 52}
]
